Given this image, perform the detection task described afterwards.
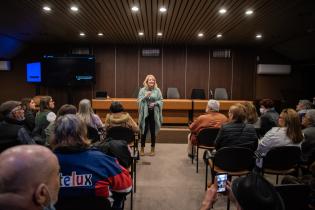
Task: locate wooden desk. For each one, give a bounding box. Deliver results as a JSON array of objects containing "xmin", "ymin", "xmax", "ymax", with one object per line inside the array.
[{"xmin": 92, "ymin": 98, "xmax": 250, "ymax": 124}]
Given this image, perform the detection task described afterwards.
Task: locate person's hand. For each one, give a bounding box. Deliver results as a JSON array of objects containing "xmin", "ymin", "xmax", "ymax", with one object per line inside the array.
[
  {"xmin": 145, "ymin": 91, "xmax": 152, "ymax": 98},
  {"xmin": 149, "ymin": 102, "xmax": 155, "ymax": 108},
  {"xmin": 200, "ymin": 184, "xmax": 218, "ymax": 210}
]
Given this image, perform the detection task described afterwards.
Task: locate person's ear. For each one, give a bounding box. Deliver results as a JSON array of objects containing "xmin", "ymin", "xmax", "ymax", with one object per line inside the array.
[{"xmin": 34, "ymin": 183, "xmax": 49, "ymax": 206}]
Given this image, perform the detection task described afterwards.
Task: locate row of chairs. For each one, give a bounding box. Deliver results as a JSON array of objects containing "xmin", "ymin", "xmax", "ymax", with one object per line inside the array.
[{"xmin": 167, "ymin": 87, "xmax": 228, "ymax": 99}]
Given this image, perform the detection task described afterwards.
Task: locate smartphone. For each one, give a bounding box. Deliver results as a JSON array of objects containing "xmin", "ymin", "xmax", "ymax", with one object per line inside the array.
[{"xmin": 216, "ymin": 173, "xmax": 228, "ymax": 193}]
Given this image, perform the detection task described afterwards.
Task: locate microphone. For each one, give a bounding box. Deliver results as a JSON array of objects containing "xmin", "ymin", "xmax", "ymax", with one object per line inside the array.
[{"xmin": 210, "ymin": 89, "xmax": 213, "ymax": 99}]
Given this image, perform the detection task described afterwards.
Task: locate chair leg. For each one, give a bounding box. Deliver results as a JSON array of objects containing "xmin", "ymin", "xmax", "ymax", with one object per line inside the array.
[
  {"xmin": 191, "ymin": 145, "xmax": 194, "ymax": 164},
  {"xmin": 134, "ymin": 159, "xmax": 137, "ymax": 193},
  {"xmin": 227, "ymin": 197, "xmax": 230, "ymax": 210},
  {"xmin": 205, "ymin": 162, "xmax": 208, "ymax": 191},
  {"xmin": 276, "ymin": 175, "xmax": 279, "ymax": 184},
  {"xmin": 196, "ymin": 147, "xmax": 199, "ymax": 173}
]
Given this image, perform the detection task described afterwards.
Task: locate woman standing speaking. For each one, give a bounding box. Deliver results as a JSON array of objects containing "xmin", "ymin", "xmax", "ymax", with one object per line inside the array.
[{"xmin": 138, "ymin": 74, "xmax": 163, "ymax": 156}]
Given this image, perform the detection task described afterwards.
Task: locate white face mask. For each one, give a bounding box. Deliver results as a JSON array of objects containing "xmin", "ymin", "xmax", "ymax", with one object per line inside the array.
[{"xmin": 260, "ymin": 108, "xmax": 266, "ymax": 114}]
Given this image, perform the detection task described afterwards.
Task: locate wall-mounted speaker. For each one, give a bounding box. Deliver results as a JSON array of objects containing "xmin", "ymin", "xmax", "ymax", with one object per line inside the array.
[{"xmin": 0, "ymin": 60, "xmax": 11, "ymax": 71}]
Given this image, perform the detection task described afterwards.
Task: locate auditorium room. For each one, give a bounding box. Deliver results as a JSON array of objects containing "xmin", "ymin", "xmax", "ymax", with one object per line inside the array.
[{"xmin": 1, "ymin": 1, "xmax": 315, "ymax": 210}]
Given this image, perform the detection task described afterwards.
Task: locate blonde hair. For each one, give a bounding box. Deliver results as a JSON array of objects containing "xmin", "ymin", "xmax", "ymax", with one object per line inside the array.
[
  {"xmin": 281, "ymin": 108, "xmax": 303, "ymax": 143},
  {"xmin": 229, "ymin": 103, "xmax": 246, "ymax": 123},
  {"xmin": 143, "ymin": 74, "xmax": 158, "ymax": 89},
  {"xmin": 243, "ymin": 101, "xmax": 258, "ymax": 124}
]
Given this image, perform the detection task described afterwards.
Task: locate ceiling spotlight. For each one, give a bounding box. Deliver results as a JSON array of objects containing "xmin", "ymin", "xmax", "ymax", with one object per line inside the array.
[
  {"xmin": 159, "ymin": 7, "xmax": 167, "ymax": 13},
  {"xmin": 198, "ymin": 33, "xmax": 204, "ymax": 38},
  {"xmin": 98, "ymin": 33, "xmax": 103, "ymax": 36},
  {"xmin": 71, "ymin": 6, "xmax": 79, "ymax": 12},
  {"xmin": 43, "ymin": 6, "xmax": 51, "ymax": 11},
  {"xmin": 138, "ymin": 32, "xmax": 144, "ymax": 36},
  {"xmin": 245, "ymin": 10, "xmax": 253, "ymax": 15},
  {"xmin": 216, "ymin": 33, "xmax": 222, "ymax": 38},
  {"xmin": 79, "ymin": 32, "xmax": 85, "ymax": 37},
  {"xmin": 219, "ymin": 8, "xmax": 227, "ymax": 14},
  {"xmin": 131, "ymin": 6, "xmax": 139, "ymax": 12},
  {"xmin": 256, "ymin": 34, "xmax": 262, "ymax": 39},
  {"xmin": 157, "ymin": 32, "xmax": 163, "ymax": 36}
]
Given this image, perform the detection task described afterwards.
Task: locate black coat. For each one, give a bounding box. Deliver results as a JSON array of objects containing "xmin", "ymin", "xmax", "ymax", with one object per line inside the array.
[{"xmin": 215, "ymin": 121, "xmax": 258, "ymax": 151}]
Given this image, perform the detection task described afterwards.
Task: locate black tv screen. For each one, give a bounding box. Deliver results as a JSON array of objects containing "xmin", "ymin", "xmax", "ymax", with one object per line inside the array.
[{"xmin": 42, "ymin": 55, "xmax": 95, "ymax": 87}]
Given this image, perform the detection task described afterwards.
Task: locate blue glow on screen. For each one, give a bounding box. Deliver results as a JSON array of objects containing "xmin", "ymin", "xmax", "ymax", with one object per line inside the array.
[{"xmin": 26, "ymin": 62, "xmax": 41, "ymax": 83}]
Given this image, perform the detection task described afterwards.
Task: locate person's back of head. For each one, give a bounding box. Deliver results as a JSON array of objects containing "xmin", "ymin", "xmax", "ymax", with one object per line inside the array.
[
  {"xmin": 297, "ymin": 99, "xmax": 312, "ymax": 111},
  {"xmin": 304, "ymin": 109, "xmax": 315, "ymax": 127},
  {"xmin": 232, "ymin": 173, "xmax": 284, "ymax": 210},
  {"xmin": 229, "ymin": 103, "xmax": 246, "ymax": 123},
  {"xmin": 0, "ymin": 145, "xmax": 60, "ymax": 210},
  {"xmin": 260, "ymin": 98, "xmax": 274, "ymax": 109},
  {"xmin": 57, "ymin": 104, "xmax": 77, "ymax": 117},
  {"xmin": 243, "ymin": 101, "xmax": 258, "ymax": 124},
  {"xmin": 280, "ymin": 108, "xmax": 303, "ymax": 143},
  {"xmin": 110, "ymin": 101, "xmax": 124, "ymax": 113},
  {"xmin": 206, "ymin": 100, "xmax": 220, "ymax": 112},
  {"xmin": 52, "ymin": 114, "xmax": 90, "ymax": 149}
]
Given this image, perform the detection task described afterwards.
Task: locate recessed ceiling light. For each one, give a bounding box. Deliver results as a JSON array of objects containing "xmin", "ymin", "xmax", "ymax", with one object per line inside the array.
[
  {"xmin": 79, "ymin": 32, "xmax": 85, "ymax": 37},
  {"xmin": 157, "ymin": 32, "xmax": 163, "ymax": 36},
  {"xmin": 216, "ymin": 33, "xmax": 222, "ymax": 38},
  {"xmin": 138, "ymin": 32, "xmax": 144, "ymax": 36},
  {"xmin": 159, "ymin": 7, "xmax": 167, "ymax": 13},
  {"xmin": 219, "ymin": 8, "xmax": 227, "ymax": 14},
  {"xmin": 245, "ymin": 10, "xmax": 253, "ymax": 15},
  {"xmin": 131, "ymin": 6, "xmax": 139, "ymax": 12},
  {"xmin": 98, "ymin": 33, "xmax": 103, "ymax": 36},
  {"xmin": 256, "ymin": 34, "xmax": 262, "ymax": 39},
  {"xmin": 71, "ymin": 6, "xmax": 79, "ymax": 12},
  {"xmin": 43, "ymin": 6, "xmax": 51, "ymax": 11},
  {"xmin": 198, "ymin": 33, "xmax": 204, "ymax": 38}
]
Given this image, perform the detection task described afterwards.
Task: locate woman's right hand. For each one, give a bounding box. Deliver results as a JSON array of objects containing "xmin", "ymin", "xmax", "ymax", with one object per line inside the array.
[{"xmin": 145, "ymin": 91, "xmax": 152, "ymax": 98}]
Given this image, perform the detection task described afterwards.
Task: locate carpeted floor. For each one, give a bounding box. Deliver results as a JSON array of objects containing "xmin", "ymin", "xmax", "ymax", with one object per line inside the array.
[{"xmin": 125, "ymin": 143, "xmax": 239, "ymax": 210}]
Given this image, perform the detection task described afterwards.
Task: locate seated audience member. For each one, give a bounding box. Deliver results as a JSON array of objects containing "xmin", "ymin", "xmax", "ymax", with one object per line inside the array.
[
  {"xmin": 45, "ymin": 104, "xmax": 77, "ymax": 146},
  {"xmin": 33, "ymin": 96, "xmax": 56, "ymax": 145},
  {"xmin": 215, "ymin": 103, "xmax": 258, "ymax": 151},
  {"xmin": 256, "ymin": 108, "xmax": 303, "ymax": 162},
  {"xmin": 296, "ymin": 99, "xmax": 313, "ymax": 123},
  {"xmin": 243, "ymin": 101, "xmax": 260, "ymax": 128},
  {"xmin": 187, "ymin": 99, "xmax": 227, "ymax": 158},
  {"xmin": 51, "ymin": 114, "xmax": 132, "ymax": 209},
  {"xmin": 0, "ymin": 101, "xmax": 35, "ymax": 152},
  {"xmin": 77, "ymin": 98, "xmax": 104, "ymax": 130},
  {"xmin": 21, "ymin": 97, "xmax": 37, "ymax": 131},
  {"xmin": 301, "ymin": 109, "xmax": 315, "ymax": 163},
  {"xmin": 0, "ymin": 145, "xmax": 60, "ymax": 210},
  {"xmin": 200, "ymin": 173, "xmax": 284, "ymax": 210},
  {"xmin": 105, "ymin": 101, "xmax": 139, "ymax": 134},
  {"xmin": 259, "ymin": 98, "xmax": 279, "ymax": 136}
]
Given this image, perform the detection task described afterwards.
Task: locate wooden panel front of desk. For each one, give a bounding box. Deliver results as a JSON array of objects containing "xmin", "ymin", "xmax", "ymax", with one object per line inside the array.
[
  {"xmin": 192, "ymin": 100, "xmax": 250, "ymax": 120},
  {"xmin": 92, "ymin": 98, "xmax": 192, "ymax": 124}
]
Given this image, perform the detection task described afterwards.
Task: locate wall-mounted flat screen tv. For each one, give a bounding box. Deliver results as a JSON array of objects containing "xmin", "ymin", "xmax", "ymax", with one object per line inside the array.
[
  {"xmin": 42, "ymin": 55, "xmax": 95, "ymax": 87},
  {"xmin": 26, "ymin": 62, "xmax": 41, "ymax": 83}
]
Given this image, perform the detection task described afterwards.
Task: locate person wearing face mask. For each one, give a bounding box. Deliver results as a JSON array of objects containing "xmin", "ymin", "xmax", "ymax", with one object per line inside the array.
[
  {"xmin": 259, "ymin": 98, "xmax": 279, "ymax": 137},
  {"xmin": 0, "ymin": 100, "xmax": 35, "ymax": 152},
  {"xmin": 0, "ymin": 145, "xmax": 60, "ymax": 210},
  {"xmin": 138, "ymin": 74, "xmax": 163, "ymax": 156}
]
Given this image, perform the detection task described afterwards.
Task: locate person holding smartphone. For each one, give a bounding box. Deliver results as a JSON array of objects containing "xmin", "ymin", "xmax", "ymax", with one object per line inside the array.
[
  {"xmin": 138, "ymin": 74, "xmax": 163, "ymax": 156},
  {"xmin": 200, "ymin": 173, "xmax": 284, "ymax": 210}
]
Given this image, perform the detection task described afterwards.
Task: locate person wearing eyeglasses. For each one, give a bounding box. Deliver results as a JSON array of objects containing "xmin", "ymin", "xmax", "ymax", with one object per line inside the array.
[
  {"xmin": 256, "ymin": 108, "xmax": 303, "ymax": 164},
  {"xmin": 0, "ymin": 100, "xmax": 35, "ymax": 152}
]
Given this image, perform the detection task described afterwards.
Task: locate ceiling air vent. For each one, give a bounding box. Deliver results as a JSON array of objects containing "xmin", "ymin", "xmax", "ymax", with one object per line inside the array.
[
  {"xmin": 141, "ymin": 48, "xmax": 160, "ymax": 57},
  {"xmin": 212, "ymin": 49, "xmax": 231, "ymax": 58}
]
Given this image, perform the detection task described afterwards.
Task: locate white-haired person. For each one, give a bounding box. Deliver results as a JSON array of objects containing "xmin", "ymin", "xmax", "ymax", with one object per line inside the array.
[
  {"xmin": 187, "ymin": 99, "xmax": 227, "ymax": 159},
  {"xmin": 77, "ymin": 98, "xmax": 104, "ymax": 130},
  {"xmin": 138, "ymin": 74, "xmax": 163, "ymax": 156},
  {"xmin": 301, "ymin": 109, "xmax": 315, "ymax": 164}
]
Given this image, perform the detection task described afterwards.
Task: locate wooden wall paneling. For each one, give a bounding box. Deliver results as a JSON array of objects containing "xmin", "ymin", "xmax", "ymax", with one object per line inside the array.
[
  {"xmin": 186, "ymin": 47, "xmax": 209, "ymax": 99},
  {"xmin": 139, "ymin": 53, "xmax": 162, "ymax": 94},
  {"xmin": 163, "ymin": 46, "xmax": 186, "ymax": 98},
  {"xmin": 94, "ymin": 47, "xmax": 115, "ymax": 98},
  {"xmin": 209, "ymin": 57, "xmax": 232, "ymax": 99},
  {"xmin": 232, "ymin": 50, "xmax": 256, "ymax": 100},
  {"xmin": 116, "ymin": 46, "xmax": 139, "ymax": 97}
]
